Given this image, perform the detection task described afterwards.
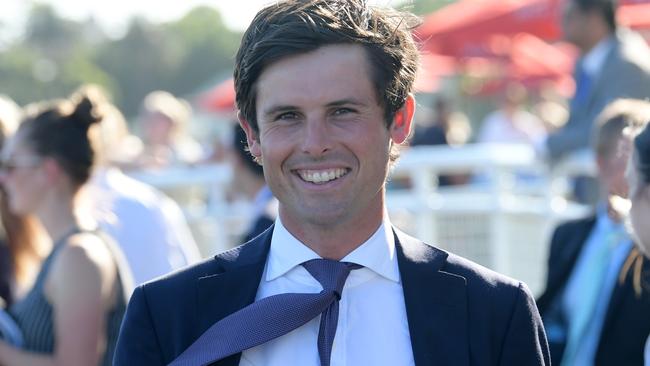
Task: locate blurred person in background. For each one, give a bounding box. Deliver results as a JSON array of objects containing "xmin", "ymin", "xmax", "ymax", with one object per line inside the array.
[
  {"xmin": 542, "ymin": 0, "xmax": 650, "ymax": 161},
  {"xmin": 228, "ymin": 124, "xmax": 277, "ymax": 243},
  {"xmin": 134, "ymin": 90, "xmax": 204, "ymax": 169},
  {"xmin": 0, "ymin": 88, "xmax": 133, "ymax": 366},
  {"xmin": 78, "ymin": 85, "xmax": 202, "ymax": 285},
  {"xmin": 537, "ymin": 99, "xmax": 650, "ymax": 366},
  {"xmin": 410, "ymin": 96, "xmax": 471, "ymax": 186},
  {"xmin": 410, "ymin": 96, "xmax": 471, "ymax": 148},
  {"xmin": 476, "ymin": 83, "xmax": 547, "ymax": 146},
  {"xmin": 539, "ymin": 0, "xmax": 650, "ymax": 204},
  {"xmin": 0, "ymin": 96, "xmax": 44, "ymax": 309},
  {"xmin": 622, "ymin": 117, "xmax": 650, "ymax": 363},
  {"xmin": 0, "ymin": 95, "xmax": 21, "ymax": 306}
]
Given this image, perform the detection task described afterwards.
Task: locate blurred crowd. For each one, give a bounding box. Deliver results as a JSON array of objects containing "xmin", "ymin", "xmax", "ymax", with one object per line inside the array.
[{"xmin": 0, "ymin": 0, "xmax": 648, "ymax": 364}]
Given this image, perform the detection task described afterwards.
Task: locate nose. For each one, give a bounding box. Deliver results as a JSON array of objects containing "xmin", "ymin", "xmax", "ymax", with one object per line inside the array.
[{"xmin": 300, "ymin": 117, "xmax": 332, "ymax": 157}]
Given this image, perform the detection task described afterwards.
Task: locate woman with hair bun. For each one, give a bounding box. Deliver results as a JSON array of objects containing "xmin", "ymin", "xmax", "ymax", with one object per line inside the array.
[{"xmin": 0, "ymin": 88, "xmax": 132, "ymax": 366}]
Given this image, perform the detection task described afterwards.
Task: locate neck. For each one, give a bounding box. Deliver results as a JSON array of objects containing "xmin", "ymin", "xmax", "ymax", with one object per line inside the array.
[
  {"xmin": 36, "ymin": 193, "xmax": 80, "ymax": 245},
  {"xmin": 281, "ymin": 203, "xmax": 386, "ymax": 261}
]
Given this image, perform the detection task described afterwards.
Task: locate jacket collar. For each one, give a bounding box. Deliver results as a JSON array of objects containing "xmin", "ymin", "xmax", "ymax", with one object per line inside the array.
[
  {"xmin": 395, "ymin": 228, "xmax": 469, "ymax": 366},
  {"xmin": 197, "ymin": 226, "xmax": 273, "ymax": 366},
  {"xmin": 196, "ymin": 225, "xmax": 469, "ymax": 366}
]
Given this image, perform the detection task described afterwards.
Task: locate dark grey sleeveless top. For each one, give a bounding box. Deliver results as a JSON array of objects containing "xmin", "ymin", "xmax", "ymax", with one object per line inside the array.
[{"xmin": 8, "ymin": 229, "xmax": 128, "ymax": 366}]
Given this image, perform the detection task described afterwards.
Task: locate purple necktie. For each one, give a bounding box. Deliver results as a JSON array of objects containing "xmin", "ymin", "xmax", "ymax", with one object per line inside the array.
[{"xmin": 169, "ymin": 259, "xmax": 361, "ymax": 366}]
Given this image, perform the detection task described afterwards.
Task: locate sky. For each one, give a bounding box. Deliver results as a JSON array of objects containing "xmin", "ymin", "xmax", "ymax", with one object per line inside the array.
[{"xmin": 1, "ymin": 0, "xmax": 404, "ymax": 40}]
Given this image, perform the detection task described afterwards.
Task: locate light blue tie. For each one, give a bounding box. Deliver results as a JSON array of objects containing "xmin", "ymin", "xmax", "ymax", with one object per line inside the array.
[{"xmin": 561, "ymin": 227, "xmax": 625, "ymax": 365}]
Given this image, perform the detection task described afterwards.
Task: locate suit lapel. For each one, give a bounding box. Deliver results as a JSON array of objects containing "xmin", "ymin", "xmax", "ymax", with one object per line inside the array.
[
  {"xmin": 196, "ymin": 226, "xmax": 273, "ymax": 366},
  {"xmin": 395, "ymin": 229, "xmax": 470, "ymax": 366},
  {"xmin": 552, "ymin": 218, "xmax": 596, "ymax": 293},
  {"xmin": 598, "ymin": 245, "xmax": 636, "ymax": 347}
]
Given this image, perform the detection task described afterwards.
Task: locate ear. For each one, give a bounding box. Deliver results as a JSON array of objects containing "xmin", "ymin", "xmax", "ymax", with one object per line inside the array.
[
  {"xmin": 237, "ymin": 112, "xmax": 261, "ymax": 159},
  {"xmin": 41, "ymin": 157, "xmax": 63, "ymax": 184},
  {"xmin": 389, "ymin": 94, "xmax": 415, "ymax": 144}
]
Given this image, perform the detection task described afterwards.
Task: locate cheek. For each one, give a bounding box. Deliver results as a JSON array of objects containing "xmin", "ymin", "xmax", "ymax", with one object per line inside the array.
[{"xmin": 630, "ymin": 193, "xmax": 650, "ymax": 242}]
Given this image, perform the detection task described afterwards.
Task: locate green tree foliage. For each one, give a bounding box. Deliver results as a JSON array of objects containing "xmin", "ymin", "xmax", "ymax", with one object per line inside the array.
[
  {"xmin": 166, "ymin": 6, "xmax": 240, "ymax": 96},
  {"xmin": 0, "ymin": 4, "xmax": 111, "ymax": 107},
  {"xmin": 0, "ymin": 3, "xmax": 242, "ymax": 119},
  {"xmin": 95, "ymin": 18, "xmax": 179, "ymax": 116}
]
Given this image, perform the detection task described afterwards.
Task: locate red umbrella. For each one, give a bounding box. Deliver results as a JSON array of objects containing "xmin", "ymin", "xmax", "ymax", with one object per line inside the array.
[
  {"xmin": 619, "ymin": 2, "xmax": 650, "ymax": 31},
  {"xmin": 415, "ymin": 53, "xmax": 458, "ymax": 92},
  {"xmin": 197, "ymin": 78, "xmax": 236, "ymax": 113},
  {"xmin": 459, "ymin": 33, "xmax": 577, "ymax": 97},
  {"xmin": 417, "ymin": 0, "xmax": 562, "ymax": 57},
  {"xmin": 508, "ymin": 33, "xmax": 575, "ymax": 79}
]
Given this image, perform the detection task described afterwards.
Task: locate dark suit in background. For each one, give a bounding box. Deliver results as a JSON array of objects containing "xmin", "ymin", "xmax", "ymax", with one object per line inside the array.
[
  {"xmin": 537, "ymin": 216, "xmax": 650, "ymax": 365},
  {"xmin": 114, "ymin": 227, "xmax": 550, "ymax": 366}
]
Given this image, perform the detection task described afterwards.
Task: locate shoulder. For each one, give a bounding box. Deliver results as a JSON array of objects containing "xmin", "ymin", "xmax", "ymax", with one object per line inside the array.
[
  {"xmin": 137, "ymin": 237, "xmax": 268, "ymax": 298},
  {"xmin": 551, "ymin": 215, "xmax": 596, "ymax": 238},
  {"xmin": 54, "ymin": 232, "xmax": 113, "ymax": 273},
  {"xmin": 396, "ymin": 229, "xmax": 525, "ymax": 298},
  {"xmin": 442, "ymin": 249, "xmax": 528, "ymax": 303},
  {"xmin": 46, "ymin": 232, "xmax": 119, "ymax": 300},
  {"xmin": 614, "ymin": 31, "xmax": 650, "ymax": 72}
]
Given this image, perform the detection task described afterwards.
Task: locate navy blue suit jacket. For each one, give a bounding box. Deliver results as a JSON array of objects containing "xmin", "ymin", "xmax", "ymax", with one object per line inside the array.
[
  {"xmin": 537, "ymin": 216, "xmax": 650, "ymax": 365},
  {"xmin": 114, "ymin": 226, "xmax": 550, "ymax": 365}
]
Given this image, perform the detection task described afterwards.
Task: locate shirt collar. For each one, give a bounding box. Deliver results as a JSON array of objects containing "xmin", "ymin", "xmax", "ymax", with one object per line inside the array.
[
  {"xmin": 582, "ymin": 36, "xmax": 614, "ymax": 76},
  {"xmin": 265, "ymin": 217, "xmax": 399, "ymax": 283}
]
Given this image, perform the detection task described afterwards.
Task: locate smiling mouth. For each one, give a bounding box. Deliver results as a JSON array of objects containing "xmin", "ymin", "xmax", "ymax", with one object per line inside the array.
[{"xmin": 296, "ymin": 168, "xmax": 349, "ymax": 184}]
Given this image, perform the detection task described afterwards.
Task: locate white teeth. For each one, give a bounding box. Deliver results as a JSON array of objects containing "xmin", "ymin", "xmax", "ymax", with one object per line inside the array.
[{"xmin": 298, "ymin": 168, "xmax": 347, "ymax": 184}]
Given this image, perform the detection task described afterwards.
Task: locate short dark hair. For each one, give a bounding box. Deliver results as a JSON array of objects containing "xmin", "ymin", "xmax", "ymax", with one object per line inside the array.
[
  {"xmin": 594, "ymin": 99, "xmax": 650, "ymax": 160},
  {"xmin": 19, "ymin": 87, "xmax": 107, "ymax": 188},
  {"xmin": 572, "ymin": 0, "xmax": 617, "ymax": 31},
  {"xmin": 234, "ymin": 0, "xmax": 420, "ymax": 133}
]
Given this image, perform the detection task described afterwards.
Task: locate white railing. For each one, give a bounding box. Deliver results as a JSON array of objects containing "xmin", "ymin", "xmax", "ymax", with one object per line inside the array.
[{"xmin": 127, "ymin": 144, "xmax": 597, "ymax": 296}]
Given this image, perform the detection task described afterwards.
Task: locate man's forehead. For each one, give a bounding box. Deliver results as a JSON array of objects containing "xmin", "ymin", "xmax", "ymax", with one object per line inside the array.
[{"xmin": 256, "ymin": 45, "xmax": 373, "ymax": 96}]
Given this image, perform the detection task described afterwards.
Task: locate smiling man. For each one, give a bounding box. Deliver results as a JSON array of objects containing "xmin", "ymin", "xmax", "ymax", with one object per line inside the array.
[{"xmin": 114, "ymin": 1, "xmax": 550, "ymax": 365}]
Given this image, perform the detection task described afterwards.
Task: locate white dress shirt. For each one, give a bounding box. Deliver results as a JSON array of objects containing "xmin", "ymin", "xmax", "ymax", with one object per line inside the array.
[
  {"xmin": 86, "ymin": 168, "xmax": 202, "ymax": 285},
  {"xmin": 240, "ymin": 218, "xmax": 415, "ymax": 366}
]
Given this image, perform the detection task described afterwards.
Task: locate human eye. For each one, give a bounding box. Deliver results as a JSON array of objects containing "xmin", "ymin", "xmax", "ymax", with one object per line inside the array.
[
  {"xmin": 331, "ymin": 107, "xmax": 356, "ymax": 117},
  {"xmin": 274, "ymin": 111, "xmax": 299, "ymax": 121}
]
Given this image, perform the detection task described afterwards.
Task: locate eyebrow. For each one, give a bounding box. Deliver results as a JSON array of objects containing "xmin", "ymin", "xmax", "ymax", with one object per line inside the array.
[{"xmin": 326, "ymin": 98, "xmax": 367, "ymax": 108}]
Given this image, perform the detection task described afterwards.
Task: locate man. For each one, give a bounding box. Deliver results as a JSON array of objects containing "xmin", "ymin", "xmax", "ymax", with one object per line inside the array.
[
  {"xmin": 134, "ymin": 90, "xmax": 204, "ymax": 169},
  {"xmin": 114, "ymin": 1, "xmax": 550, "ymax": 365},
  {"xmin": 543, "ymin": 0, "xmax": 650, "ymax": 161},
  {"xmin": 78, "ymin": 85, "xmax": 202, "ymax": 286},
  {"xmin": 537, "ymin": 99, "xmax": 650, "ymax": 365}
]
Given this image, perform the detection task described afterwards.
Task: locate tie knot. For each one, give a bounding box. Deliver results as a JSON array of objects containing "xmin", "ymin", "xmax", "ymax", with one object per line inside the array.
[{"xmin": 302, "ymin": 259, "xmax": 361, "ymax": 299}]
